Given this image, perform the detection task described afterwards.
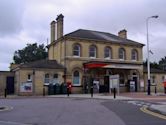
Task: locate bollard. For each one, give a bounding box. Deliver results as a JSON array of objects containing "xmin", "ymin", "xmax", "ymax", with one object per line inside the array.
[
  {"xmin": 154, "ymin": 86, "xmax": 157, "ymax": 94},
  {"xmin": 113, "ymin": 88, "xmax": 116, "ymax": 99},
  {"xmin": 90, "ymin": 86, "xmax": 93, "ymax": 98},
  {"xmin": 43, "ymin": 87, "xmax": 45, "ymax": 96},
  {"xmin": 4, "ymin": 88, "xmax": 7, "ymax": 98},
  {"xmin": 67, "ymin": 87, "xmax": 69, "ymax": 97}
]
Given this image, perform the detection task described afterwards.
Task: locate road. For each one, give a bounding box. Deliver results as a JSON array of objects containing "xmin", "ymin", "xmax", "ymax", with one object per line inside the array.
[{"xmin": 0, "ymin": 97, "xmax": 165, "ymax": 125}]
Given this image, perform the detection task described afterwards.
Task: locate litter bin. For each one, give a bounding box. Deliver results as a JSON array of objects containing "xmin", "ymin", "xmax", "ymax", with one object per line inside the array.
[
  {"xmin": 55, "ymin": 83, "xmax": 61, "ymax": 94},
  {"xmin": 48, "ymin": 84, "xmax": 54, "ymax": 95},
  {"xmin": 61, "ymin": 83, "xmax": 67, "ymax": 94}
]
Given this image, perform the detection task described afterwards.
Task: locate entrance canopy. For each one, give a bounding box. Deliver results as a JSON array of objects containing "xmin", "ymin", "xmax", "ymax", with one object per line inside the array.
[{"xmin": 83, "ymin": 61, "xmax": 142, "ymax": 70}]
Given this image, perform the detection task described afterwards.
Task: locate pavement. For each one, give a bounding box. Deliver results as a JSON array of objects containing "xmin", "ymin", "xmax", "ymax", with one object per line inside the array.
[{"xmin": 1, "ymin": 92, "xmax": 166, "ymax": 116}]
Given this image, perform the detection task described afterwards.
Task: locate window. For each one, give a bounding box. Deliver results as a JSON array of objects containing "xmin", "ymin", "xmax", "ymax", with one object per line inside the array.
[
  {"xmin": 27, "ymin": 74, "xmax": 32, "ymax": 81},
  {"xmin": 104, "ymin": 47, "xmax": 111, "ymax": 59},
  {"xmin": 53, "ymin": 74, "xmax": 58, "ymax": 79},
  {"xmin": 89, "ymin": 45, "xmax": 97, "ymax": 58},
  {"xmin": 73, "ymin": 71, "xmax": 80, "ymax": 86},
  {"xmin": 119, "ymin": 48, "xmax": 125, "ymax": 60},
  {"xmin": 161, "ymin": 76, "xmax": 165, "ymax": 82},
  {"xmin": 44, "ymin": 73, "xmax": 49, "ymax": 84},
  {"xmin": 131, "ymin": 49, "xmax": 138, "ymax": 61},
  {"xmin": 73, "ymin": 44, "xmax": 80, "ymax": 57},
  {"xmin": 151, "ymin": 76, "xmax": 155, "ymax": 84}
]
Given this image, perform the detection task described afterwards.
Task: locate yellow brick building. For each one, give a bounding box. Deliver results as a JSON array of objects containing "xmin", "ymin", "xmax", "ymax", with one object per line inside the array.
[
  {"xmin": 48, "ymin": 14, "xmax": 145, "ymax": 93},
  {"xmin": 1, "ymin": 14, "xmax": 166, "ymax": 95},
  {"xmin": 12, "ymin": 60, "xmax": 64, "ymax": 95},
  {"xmin": 0, "ymin": 71, "xmax": 14, "ymax": 96}
]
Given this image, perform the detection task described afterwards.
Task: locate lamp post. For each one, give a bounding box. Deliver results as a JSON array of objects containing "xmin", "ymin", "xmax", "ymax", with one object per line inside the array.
[{"xmin": 146, "ymin": 15, "xmax": 158, "ymax": 95}]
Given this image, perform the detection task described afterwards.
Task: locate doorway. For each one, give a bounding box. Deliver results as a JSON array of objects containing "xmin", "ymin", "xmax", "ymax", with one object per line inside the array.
[
  {"xmin": 133, "ymin": 76, "xmax": 138, "ymax": 92},
  {"xmin": 6, "ymin": 76, "xmax": 14, "ymax": 94}
]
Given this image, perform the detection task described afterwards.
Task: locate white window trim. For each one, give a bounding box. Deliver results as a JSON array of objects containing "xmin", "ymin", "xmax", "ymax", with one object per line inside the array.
[
  {"xmin": 105, "ymin": 57, "xmax": 111, "ymax": 60},
  {"xmin": 73, "ymin": 55, "xmax": 80, "ymax": 58},
  {"xmin": 90, "ymin": 56, "xmax": 96, "ymax": 59},
  {"xmin": 73, "ymin": 44, "xmax": 80, "ymax": 57}
]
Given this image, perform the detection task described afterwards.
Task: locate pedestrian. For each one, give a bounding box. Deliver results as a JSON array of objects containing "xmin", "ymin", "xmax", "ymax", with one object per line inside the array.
[{"xmin": 164, "ymin": 81, "xmax": 166, "ymax": 94}]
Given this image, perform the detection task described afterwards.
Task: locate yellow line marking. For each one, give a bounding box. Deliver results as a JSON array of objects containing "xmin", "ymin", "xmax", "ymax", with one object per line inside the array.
[{"xmin": 140, "ymin": 106, "xmax": 166, "ymax": 120}]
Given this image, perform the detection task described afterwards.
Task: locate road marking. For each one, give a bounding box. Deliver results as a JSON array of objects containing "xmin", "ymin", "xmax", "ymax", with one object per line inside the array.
[
  {"xmin": 140, "ymin": 106, "xmax": 166, "ymax": 120},
  {"xmin": 0, "ymin": 120, "xmax": 30, "ymax": 125},
  {"xmin": 0, "ymin": 106, "xmax": 13, "ymax": 112}
]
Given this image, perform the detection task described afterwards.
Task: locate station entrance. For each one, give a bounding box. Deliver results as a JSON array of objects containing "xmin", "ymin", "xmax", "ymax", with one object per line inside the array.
[{"xmin": 83, "ymin": 61, "xmax": 142, "ymax": 93}]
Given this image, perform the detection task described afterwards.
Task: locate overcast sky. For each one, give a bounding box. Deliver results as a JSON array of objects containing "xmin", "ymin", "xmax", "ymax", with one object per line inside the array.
[{"xmin": 0, "ymin": 0, "xmax": 166, "ymax": 71}]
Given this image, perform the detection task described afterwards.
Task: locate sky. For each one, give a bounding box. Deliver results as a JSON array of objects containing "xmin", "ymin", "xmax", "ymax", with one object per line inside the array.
[{"xmin": 0, "ymin": 0, "xmax": 166, "ymax": 71}]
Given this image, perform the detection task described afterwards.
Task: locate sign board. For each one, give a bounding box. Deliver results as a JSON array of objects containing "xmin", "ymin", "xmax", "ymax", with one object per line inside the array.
[
  {"xmin": 93, "ymin": 80, "xmax": 99, "ymax": 90},
  {"xmin": 129, "ymin": 81, "xmax": 135, "ymax": 92},
  {"xmin": 109, "ymin": 75, "xmax": 119, "ymax": 89},
  {"xmin": 140, "ymin": 79, "xmax": 144, "ymax": 87},
  {"xmin": 109, "ymin": 75, "xmax": 120, "ymax": 94},
  {"xmin": 20, "ymin": 82, "xmax": 32, "ymax": 92}
]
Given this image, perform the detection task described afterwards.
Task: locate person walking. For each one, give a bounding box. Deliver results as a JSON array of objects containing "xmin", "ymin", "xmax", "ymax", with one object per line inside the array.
[{"xmin": 164, "ymin": 81, "xmax": 166, "ymax": 94}]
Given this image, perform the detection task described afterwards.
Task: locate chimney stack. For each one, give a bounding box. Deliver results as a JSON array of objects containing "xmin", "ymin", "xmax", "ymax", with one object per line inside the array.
[
  {"xmin": 118, "ymin": 29, "xmax": 127, "ymax": 39},
  {"xmin": 56, "ymin": 14, "xmax": 64, "ymax": 39},
  {"xmin": 50, "ymin": 20, "xmax": 56, "ymax": 42}
]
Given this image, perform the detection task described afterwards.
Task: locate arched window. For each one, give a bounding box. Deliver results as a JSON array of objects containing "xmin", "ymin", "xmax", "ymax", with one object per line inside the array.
[
  {"xmin": 131, "ymin": 49, "xmax": 138, "ymax": 61},
  {"xmin": 104, "ymin": 47, "xmax": 111, "ymax": 59},
  {"xmin": 89, "ymin": 45, "xmax": 97, "ymax": 58},
  {"xmin": 27, "ymin": 74, "xmax": 32, "ymax": 81},
  {"xmin": 73, "ymin": 71, "xmax": 80, "ymax": 86},
  {"xmin": 119, "ymin": 48, "xmax": 125, "ymax": 60},
  {"xmin": 73, "ymin": 44, "xmax": 81, "ymax": 57}
]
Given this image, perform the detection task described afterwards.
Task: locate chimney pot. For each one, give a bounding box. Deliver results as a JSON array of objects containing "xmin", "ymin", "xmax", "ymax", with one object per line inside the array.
[
  {"xmin": 56, "ymin": 14, "xmax": 64, "ymax": 39},
  {"xmin": 118, "ymin": 29, "xmax": 127, "ymax": 39}
]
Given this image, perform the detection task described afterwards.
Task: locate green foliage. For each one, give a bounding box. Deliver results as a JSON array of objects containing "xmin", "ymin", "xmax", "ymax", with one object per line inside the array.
[
  {"xmin": 143, "ymin": 60, "xmax": 161, "ymax": 69},
  {"xmin": 159, "ymin": 56, "xmax": 166, "ymax": 70},
  {"xmin": 143, "ymin": 56, "xmax": 166, "ymax": 70},
  {"xmin": 13, "ymin": 43, "xmax": 48, "ymax": 64}
]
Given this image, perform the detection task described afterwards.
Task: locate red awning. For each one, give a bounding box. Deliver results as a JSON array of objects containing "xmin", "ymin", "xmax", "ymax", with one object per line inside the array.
[{"xmin": 84, "ymin": 63, "xmax": 108, "ymax": 68}]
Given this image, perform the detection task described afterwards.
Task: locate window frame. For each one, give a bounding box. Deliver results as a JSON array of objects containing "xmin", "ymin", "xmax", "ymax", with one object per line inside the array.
[
  {"xmin": 73, "ymin": 44, "xmax": 81, "ymax": 57},
  {"xmin": 104, "ymin": 46, "xmax": 112, "ymax": 59},
  {"xmin": 131, "ymin": 49, "xmax": 138, "ymax": 61},
  {"xmin": 44, "ymin": 73, "xmax": 50, "ymax": 85},
  {"xmin": 89, "ymin": 45, "xmax": 97, "ymax": 58},
  {"xmin": 119, "ymin": 48, "xmax": 125, "ymax": 60}
]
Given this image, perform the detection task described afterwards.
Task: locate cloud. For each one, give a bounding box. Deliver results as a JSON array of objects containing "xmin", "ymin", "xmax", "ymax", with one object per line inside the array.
[
  {"xmin": 0, "ymin": 0, "xmax": 25, "ymax": 37},
  {"xmin": 0, "ymin": 0, "xmax": 166, "ymax": 70}
]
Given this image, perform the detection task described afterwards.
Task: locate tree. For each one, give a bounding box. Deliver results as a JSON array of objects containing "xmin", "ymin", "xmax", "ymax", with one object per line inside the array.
[
  {"xmin": 13, "ymin": 43, "xmax": 48, "ymax": 64},
  {"xmin": 143, "ymin": 60, "xmax": 160, "ymax": 69},
  {"xmin": 159, "ymin": 56, "xmax": 166, "ymax": 70}
]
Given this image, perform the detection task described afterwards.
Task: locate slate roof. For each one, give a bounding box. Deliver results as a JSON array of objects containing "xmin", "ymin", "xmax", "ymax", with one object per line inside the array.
[
  {"xmin": 17, "ymin": 59, "xmax": 64, "ymax": 69},
  {"xmin": 64, "ymin": 29, "xmax": 144, "ymax": 46}
]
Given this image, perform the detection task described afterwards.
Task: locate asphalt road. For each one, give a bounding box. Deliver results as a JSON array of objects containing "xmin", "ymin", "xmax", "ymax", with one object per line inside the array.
[
  {"xmin": 0, "ymin": 97, "xmax": 165, "ymax": 125},
  {"xmin": 102, "ymin": 100, "xmax": 166, "ymax": 125}
]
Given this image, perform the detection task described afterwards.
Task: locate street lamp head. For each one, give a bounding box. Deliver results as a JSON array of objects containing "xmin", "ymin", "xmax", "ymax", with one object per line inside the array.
[{"xmin": 151, "ymin": 15, "xmax": 159, "ymax": 18}]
